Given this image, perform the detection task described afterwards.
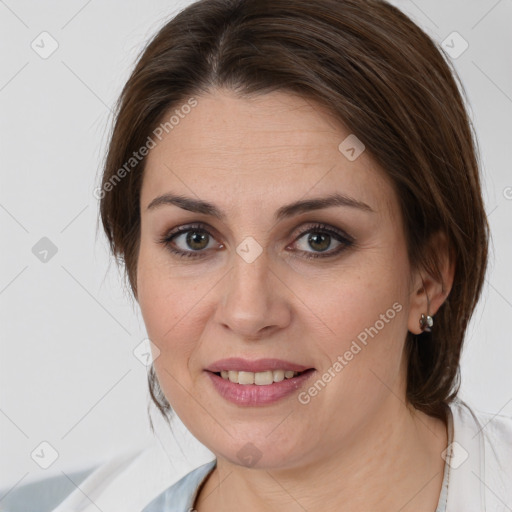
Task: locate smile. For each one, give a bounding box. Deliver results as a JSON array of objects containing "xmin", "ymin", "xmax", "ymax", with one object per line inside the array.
[{"xmin": 206, "ymin": 368, "xmax": 316, "ymax": 406}]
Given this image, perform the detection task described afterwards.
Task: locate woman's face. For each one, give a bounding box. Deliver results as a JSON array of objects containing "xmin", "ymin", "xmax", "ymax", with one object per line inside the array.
[{"xmin": 137, "ymin": 89, "xmax": 420, "ymax": 469}]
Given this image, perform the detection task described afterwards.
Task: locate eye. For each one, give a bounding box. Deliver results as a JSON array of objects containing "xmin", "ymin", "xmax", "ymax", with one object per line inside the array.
[
  {"xmin": 158, "ymin": 222, "xmax": 354, "ymax": 260},
  {"xmin": 158, "ymin": 223, "xmax": 222, "ymax": 259},
  {"xmin": 289, "ymin": 223, "xmax": 354, "ymax": 259}
]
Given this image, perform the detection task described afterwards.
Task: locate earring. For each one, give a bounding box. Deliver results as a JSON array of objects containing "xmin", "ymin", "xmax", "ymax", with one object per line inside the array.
[{"xmin": 419, "ymin": 314, "xmax": 433, "ymax": 332}]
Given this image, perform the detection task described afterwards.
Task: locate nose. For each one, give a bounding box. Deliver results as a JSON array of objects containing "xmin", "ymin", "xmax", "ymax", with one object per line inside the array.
[{"xmin": 213, "ymin": 249, "xmax": 292, "ymax": 340}]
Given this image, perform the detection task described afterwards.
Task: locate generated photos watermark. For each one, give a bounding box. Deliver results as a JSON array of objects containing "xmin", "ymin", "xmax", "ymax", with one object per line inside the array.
[
  {"xmin": 298, "ymin": 301, "xmax": 403, "ymax": 404},
  {"xmin": 93, "ymin": 97, "xmax": 198, "ymax": 200}
]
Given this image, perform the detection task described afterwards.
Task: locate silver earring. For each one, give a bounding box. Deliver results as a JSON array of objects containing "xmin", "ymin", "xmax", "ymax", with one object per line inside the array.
[{"xmin": 419, "ymin": 314, "xmax": 433, "ymax": 332}]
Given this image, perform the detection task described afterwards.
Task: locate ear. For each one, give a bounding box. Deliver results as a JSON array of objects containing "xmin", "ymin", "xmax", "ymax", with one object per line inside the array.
[{"xmin": 407, "ymin": 230, "xmax": 455, "ymax": 335}]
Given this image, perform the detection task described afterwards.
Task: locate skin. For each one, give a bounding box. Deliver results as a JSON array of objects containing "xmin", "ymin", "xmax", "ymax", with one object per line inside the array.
[{"xmin": 136, "ymin": 88, "xmax": 455, "ymax": 511}]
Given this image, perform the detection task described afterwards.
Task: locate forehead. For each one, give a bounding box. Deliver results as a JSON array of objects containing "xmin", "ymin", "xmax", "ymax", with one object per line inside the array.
[{"xmin": 141, "ymin": 89, "xmax": 396, "ymax": 218}]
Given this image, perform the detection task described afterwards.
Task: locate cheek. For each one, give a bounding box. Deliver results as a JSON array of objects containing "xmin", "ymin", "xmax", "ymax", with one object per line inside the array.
[
  {"xmin": 136, "ymin": 240, "xmax": 219, "ymax": 391},
  {"xmin": 137, "ymin": 259, "xmax": 199, "ymax": 410},
  {"xmin": 288, "ymin": 257, "xmax": 410, "ymax": 443},
  {"xmin": 137, "ymin": 244, "xmax": 194, "ymax": 362},
  {"xmin": 299, "ymin": 247, "xmax": 410, "ymax": 384}
]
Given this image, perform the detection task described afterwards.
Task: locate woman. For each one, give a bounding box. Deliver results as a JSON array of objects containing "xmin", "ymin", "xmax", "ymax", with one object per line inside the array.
[{"xmin": 54, "ymin": 0, "xmax": 512, "ymax": 510}]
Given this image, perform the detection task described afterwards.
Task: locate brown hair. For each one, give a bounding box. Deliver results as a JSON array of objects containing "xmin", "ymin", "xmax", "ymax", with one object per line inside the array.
[{"xmin": 99, "ymin": 0, "xmax": 489, "ymax": 426}]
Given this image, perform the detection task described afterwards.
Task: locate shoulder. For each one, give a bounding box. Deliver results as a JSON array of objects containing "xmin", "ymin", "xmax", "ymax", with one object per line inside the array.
[
  {"xmin": 0, "ymin": 440, "xmax": 206, "ymax": 512},
  {"xmin": 446, "ymin": 398, "xmax": 512, "ymax": 510},
  {"xmin": 0, "ymin": 446, "xmax": 143, "ymax": 512},
  {"xmin": 142, "ymin": 459, "xmax": 217, "ymax": 512},
  {"xmin": 451, "ymin": 398, "xmax": 512, "ymax": 460},
  {"xmin": 0, "ymin": 466, "xmax": 98, "ymax": 512}
]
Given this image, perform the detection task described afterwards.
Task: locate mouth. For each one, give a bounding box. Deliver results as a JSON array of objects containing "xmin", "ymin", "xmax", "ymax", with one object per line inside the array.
[
  {"xmin": 204, "ymin": 358, "xmax": 316, "ymax": 405},
  {"xmin": 205, "ymin": 368, "xmax": 316, "ymax": 406}
]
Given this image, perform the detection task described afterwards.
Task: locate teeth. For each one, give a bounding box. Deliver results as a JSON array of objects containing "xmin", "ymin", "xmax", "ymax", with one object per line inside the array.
[
  {"xmin": 238, "ymin": 371, "xmax": 254, "ymax": 385},
  {"xmin": 218, "ymin": 369, "xmax": 301, "ymax": 385},
  {"xmin": 273, "ymin": 370, "xmax": 285, "ymax": 382}
]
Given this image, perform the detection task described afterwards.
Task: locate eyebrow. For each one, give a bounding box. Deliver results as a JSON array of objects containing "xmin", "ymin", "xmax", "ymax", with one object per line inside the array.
[{"xmin": 146, "ymin": 192, "xmax": 374, "ymax": 221}]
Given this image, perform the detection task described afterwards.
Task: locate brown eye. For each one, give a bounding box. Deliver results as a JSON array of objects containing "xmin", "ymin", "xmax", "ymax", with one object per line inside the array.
[
  {"xmin": 158, "ymin": 222, "xmax": 353, "ymax": 260},
  {"xmin": 305, "ymin": 232, "xmax": 331, "ymax": 252},
  {"xmin": 290, "ymin": 223, "xmax": 354, "ymax": 259},
  {"xmin": 184, "ymin": 230, "xmax": 210, "ymax": 251},
  {"xmin": 158, "ymin": 224, "xmax": 220, "ymax": 259}
]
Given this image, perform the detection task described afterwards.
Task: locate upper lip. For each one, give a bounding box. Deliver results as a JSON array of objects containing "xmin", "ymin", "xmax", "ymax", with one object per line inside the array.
[{"xmin": 205, "ymin": 357, "xmax": 313, "ymax": 373}]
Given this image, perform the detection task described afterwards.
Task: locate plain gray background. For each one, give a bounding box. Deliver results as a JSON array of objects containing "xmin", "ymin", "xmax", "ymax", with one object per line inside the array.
[{"xmin": 1, "ymin": 0, "xmax": 511, "ymax": 493}]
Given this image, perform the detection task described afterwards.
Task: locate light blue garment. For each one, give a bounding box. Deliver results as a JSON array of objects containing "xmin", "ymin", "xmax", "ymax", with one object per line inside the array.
[
  {"xmin": 141, "ymin": 459, "xmax": 217, "ymax": 512},
  {"xmin": 0, "ymin": 467, "xmax": 98, "ymax": 512}
]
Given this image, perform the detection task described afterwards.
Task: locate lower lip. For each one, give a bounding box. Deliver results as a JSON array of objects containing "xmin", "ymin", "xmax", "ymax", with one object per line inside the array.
[{"xmin": 205, "ymin": 369, "xmax": 316, "ymax": 406}]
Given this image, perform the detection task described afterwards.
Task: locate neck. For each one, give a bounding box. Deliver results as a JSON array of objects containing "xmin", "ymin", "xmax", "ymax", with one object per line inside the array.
[{"xmin": 194, "ymin": 397, "xmax": 448, "ymax": 512}]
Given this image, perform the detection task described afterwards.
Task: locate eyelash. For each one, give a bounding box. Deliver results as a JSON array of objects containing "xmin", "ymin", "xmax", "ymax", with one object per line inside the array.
[{"xmin": 157, "ymin": 222, "xmax": 354, "ymax": 260}]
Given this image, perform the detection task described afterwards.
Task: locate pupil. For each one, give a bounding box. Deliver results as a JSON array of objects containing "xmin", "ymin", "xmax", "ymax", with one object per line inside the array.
[
  {"xmin": 309, "ymin": 233, "xmax": 330, "ymax": 252},
  {"xmin": 187, "ymin": 231, "xmax": 208, "ymax": 250}
]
